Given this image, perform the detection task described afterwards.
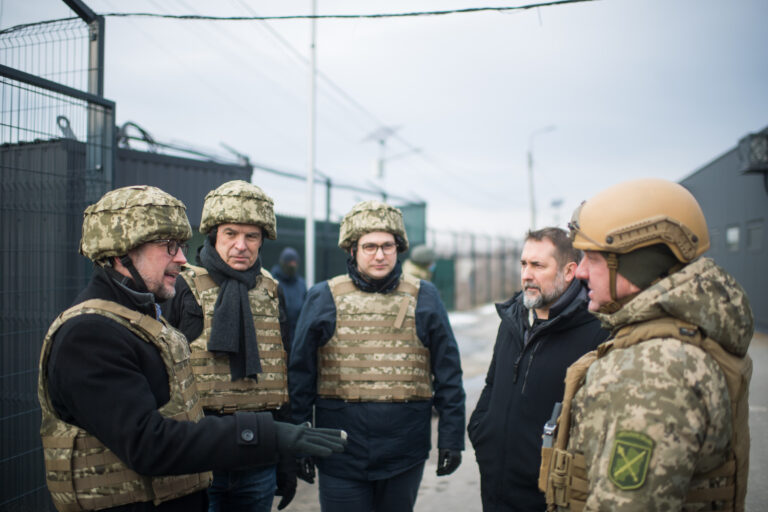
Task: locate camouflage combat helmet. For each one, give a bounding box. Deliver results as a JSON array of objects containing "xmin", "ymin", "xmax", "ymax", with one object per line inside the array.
[
  {"xmin": 568, "ymin": 178, "xmax": 709, "ymax": 263},
  {"xmin": 80, "ymin": 185, "xmax": 192, "ymax": 262},
  {"xmin": 338, "ymin": 200, "xmax": 409, "ymax": 252},
  {"xmin": 199, "ymin": 180, "xmax": 276, "ymax": 239},
  {"xmin": 410, "ymin": 245, "xmax": 436, "ymax": 266}
]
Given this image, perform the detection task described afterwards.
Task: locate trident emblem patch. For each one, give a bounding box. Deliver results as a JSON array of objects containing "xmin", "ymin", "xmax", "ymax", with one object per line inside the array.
[{"xmin": 608, "ymin": 431, "xmax": 654, "ymax": 490}]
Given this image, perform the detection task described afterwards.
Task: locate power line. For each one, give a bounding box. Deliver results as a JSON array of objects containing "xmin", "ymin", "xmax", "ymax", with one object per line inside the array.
[{"xmin": 99, "ymin": 1, "xmax": 596, "ymax": 21}]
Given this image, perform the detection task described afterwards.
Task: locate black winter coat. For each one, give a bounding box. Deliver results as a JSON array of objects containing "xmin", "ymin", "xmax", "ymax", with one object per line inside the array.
[
  {"xmin": 46, "ymin": 267, "xmax": 280, "ymax": 512},
  {"xmin": 468, "ymin": 279, "xmax": 607, "ymax": 512}
]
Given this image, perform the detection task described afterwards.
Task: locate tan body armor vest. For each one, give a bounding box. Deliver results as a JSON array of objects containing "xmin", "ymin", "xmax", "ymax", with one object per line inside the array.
[
  {"xmin": 317, "ymin": 274, "xmax": 433, "ymax": 402},
  {"xmin": 539, "ymin": 317, "xmax": 752, "ymax": 512},
  {"xmin": 38, "ymin": 299, "xmax": 212, "ymax": 512},
  {"xmin": 181, "ymin": 265, "xmax": 288, "ymax": 414}
]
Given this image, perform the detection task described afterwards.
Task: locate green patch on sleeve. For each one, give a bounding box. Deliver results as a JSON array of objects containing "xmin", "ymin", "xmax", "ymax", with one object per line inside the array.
[{"xmin": 608, "ymin": 431, "xmax": 654, "ymax": 491}]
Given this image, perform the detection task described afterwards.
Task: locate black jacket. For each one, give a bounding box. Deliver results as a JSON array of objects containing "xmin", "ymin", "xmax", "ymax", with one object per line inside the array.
[
  {"xmin": 468, "ymin": 279, "xmax": 607, "ymax": 512},
  {"xmin": 46, "ymin": 267, "xmax": 280, "ymax": 512},
  {"xmin": 289, "ymin": 277, "xmax": 465, "ymax": 481}
]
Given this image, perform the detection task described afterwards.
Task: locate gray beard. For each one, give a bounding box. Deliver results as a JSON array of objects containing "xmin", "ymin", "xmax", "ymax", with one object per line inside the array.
[{"xmin": 523, "ymin": 273, "xmax": 568, "ymax": 311}]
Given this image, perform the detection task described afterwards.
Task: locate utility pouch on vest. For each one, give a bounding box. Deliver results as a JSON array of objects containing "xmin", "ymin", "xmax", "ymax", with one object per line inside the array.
[
  {"xmin": 542, "ymin": 402, "xmax": 561, "ymax": 449},
  {"xmin": 539, "ymin": 401, "xmax": 562, "ymax": 494}
]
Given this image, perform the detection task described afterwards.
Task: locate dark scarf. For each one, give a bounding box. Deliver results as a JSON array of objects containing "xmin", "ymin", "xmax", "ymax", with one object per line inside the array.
[
  {"xmin": 199, "ymin": 238, "xmax": 262, "ymax": 381},
  {"xmin": 346, "ymin": 257, "xmax": 402, "ymax": 294}
]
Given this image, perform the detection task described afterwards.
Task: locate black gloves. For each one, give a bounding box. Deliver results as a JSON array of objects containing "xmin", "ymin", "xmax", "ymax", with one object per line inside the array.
[
  {"xmin": 275, "ymin": 456, "xmax": 297, "ymax": 510},
  {"xmin": 436, "ymin": 449, "xmax": 462, "ymax": 476},
  {"xmin": 274, "ymin": 421, "xmax": 347, "ymax": 457},
  {"xmin": 297, "ymin": 456, "xmax": 316, "ymax": 484}
]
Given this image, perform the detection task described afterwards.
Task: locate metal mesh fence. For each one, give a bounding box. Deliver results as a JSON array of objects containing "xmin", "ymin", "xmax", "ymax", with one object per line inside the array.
[
  {"xmin": 0, "ymin": 15, "xmax": 113, "ymax": 511},
  {"xmin": 0, "ymin": 18, "xmax": 91, "ymax": 92}
]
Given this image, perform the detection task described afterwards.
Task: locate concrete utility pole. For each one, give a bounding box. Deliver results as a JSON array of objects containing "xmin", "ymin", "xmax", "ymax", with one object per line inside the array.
[
  {"xmin": 305, "ymin": 0, "xmax": 317, "ymax": 287},
  {"xmin": 527, "ymin": 125, "xmax": 556, "ymax": 230}
]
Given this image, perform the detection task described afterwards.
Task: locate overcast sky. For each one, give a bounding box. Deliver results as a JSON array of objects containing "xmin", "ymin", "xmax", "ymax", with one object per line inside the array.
[{"xmin": 3, "ymin": 0, "xmax": 768, "ymax": 243}]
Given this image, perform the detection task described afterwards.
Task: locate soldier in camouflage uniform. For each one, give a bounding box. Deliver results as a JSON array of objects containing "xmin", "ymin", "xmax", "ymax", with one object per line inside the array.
[
  {"xmin": 163, "ymin": 181, "xmax": 296, "ymax": 512},
  {"xmin": 402, "ymin": 244, "xmax": 436, "ymax": 281},
  {"xmin": 39, "ymin": 185, "xmax": 346, "ymax": 512},
  {"xmin": 539, "ymin": 178, "xmax": 753, "ymax": 511},
  {"xmin": 289, "ymin": 200, "xmax": 466, "ymax": 512}
]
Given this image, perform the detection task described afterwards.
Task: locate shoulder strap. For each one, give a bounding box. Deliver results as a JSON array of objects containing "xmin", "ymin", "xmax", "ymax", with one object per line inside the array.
[
  {"xmin": 259, "ymin": 268, "xmax": 279, "ymax": 298},
  {"xmin": 329, "ymin": 275, "xmax": 357, "ymax": 297},
  {"xmin": 396, "ymin": 274, "xmax": 421, "ymax": 297},
  {"xmin": 611, "ymin": 317, "xmax": 703, "ymax": 349},
  {"xmin": 63, "ymin": 298, "xmax": 164, "ymax": 340}
]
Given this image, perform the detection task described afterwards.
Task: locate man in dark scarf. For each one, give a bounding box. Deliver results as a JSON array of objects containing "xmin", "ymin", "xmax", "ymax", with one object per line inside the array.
[
  {"xmin": 164, "ymin": 180, "xmax": 296, "ymax": 512},
  {"xmin": 288, "ymin": 200, "xmax": 466, "ymax": 512}
]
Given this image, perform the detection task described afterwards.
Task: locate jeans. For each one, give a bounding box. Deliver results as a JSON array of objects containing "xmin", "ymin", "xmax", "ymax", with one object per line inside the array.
[
  {"xmin": 207, "ymin": 464, "xmax": 277, "ymax": 512},
  {"xmin": 318, "ymin": 462, "xmax": 425, "ymax": 512}
]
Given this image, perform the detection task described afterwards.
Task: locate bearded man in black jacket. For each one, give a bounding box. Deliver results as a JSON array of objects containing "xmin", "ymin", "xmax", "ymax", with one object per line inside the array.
[{"xmin": 468, "ymin": 227, "xmax": 607, "ymax": 512}]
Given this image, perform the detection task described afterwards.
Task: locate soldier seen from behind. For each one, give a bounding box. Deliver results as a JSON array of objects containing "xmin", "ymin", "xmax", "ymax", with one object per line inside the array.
[
  {"xmin": 289, "ymin": 200, "xmax": 466, "ymax": 512},
  {"xmin": 39, "ymin": 185, "xmax": 346, "ymax": 512},
  {"xmin": 539, "ymin": 179, "xmax": 753, "ymax": 511},
  {"xmin": 469, "ymin": 227, "xmax": 607, "ymax": 511},
  {"xmin": 164, "ymin": 181, "xmax": 298, "ymax": 511}
]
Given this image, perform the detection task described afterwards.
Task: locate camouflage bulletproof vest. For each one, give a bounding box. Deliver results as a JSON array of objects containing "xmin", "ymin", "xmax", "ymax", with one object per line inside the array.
[
  {"xmin": 38, "ymin": 299, "xmax": 211, "ymax": 512},
  {"xmin": 317, "ymin": 274, "xmax": 433, "ymax": 402},
  {"xmin": 539, "ymin": 316, "xmax": 751, "ymax": 512},
  {"xmin": 181, "ymin": 265, "xmax": 288, "ymax": 413}
]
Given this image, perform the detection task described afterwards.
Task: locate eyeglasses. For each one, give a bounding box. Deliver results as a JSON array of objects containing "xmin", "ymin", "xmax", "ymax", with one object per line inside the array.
[
  {"xmin": 359, "ymin": 242, "xmax": 397, "ymax": 255},
  {"xmin": 152, "ymin": 239, "xmax": 189, "ymax": 257}
]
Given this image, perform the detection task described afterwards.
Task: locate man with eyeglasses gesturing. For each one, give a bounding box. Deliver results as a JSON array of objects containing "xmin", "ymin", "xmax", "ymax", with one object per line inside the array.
[
  {"xmin": 289, "ymin": 200, "xmax": 466, "ymax": 512},
  {"xmin": 38, "ymin": 185, "xmax": 347, "ymax": 512}
]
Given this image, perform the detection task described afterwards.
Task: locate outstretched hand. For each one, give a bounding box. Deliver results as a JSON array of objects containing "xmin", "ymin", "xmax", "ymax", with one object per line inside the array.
[{"xmin": 275, "ymin": 421, "xmax": 348, "ymax": 457}]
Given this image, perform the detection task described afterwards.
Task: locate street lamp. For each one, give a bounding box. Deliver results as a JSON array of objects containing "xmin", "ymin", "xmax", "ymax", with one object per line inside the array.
[{"xmin": 527, "ymin": 125, "xmax": 556, "ymax": 229}]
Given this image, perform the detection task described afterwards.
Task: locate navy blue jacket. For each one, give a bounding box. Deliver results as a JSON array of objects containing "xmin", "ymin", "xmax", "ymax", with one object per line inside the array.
[
  {"xmin": 289, "ymin": 278, "xmax": 465, "ymax": 481},
  {"xmin": 468, "ymin": 280, "xmax": 608, "ymax": 512},
  {"xmin": 270, "ymin": 265, "xmax": 307, "ymax": 345}
]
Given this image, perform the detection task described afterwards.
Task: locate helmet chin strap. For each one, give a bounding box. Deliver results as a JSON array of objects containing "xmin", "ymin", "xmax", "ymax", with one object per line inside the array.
[
  {"xmin": 597, "ymin": 252, "xmax": 637, "ymax": 315},
  {"xmin": 119, "ymin": 255, "xmax": 150, "ymax": 293}
]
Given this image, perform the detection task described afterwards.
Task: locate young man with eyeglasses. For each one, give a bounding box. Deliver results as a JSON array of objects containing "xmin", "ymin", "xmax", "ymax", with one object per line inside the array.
[
  {"xmin": 289, "ymin": 200, "xmax": 466, "ymax": 512},
  {"xmin": 163, "ymin": 180, "xmax": 297, "ymax": 512},
  {"xmin": 38, "ymin": 185, "xmax": 347, "ymax": 512}
]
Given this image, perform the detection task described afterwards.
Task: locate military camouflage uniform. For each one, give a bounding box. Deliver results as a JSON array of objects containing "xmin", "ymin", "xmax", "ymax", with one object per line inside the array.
[
  {"xmin": 402, "ymin": 259, "xmax": 432, "ymax": 281},
  {"xmin": 558, "ymin": 258, "xmax": 753, "ymax": 511}
]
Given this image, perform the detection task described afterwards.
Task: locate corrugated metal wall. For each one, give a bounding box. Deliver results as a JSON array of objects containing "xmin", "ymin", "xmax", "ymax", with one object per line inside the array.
[{"xmin": 680, "ymin": 128, "xmax": 768, "ymax": 330}]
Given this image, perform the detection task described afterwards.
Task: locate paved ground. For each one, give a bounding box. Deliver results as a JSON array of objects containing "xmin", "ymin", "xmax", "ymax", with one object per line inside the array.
[{"xmin": 276, "ymin": 305, "xmax": 768, "ymax": 511}]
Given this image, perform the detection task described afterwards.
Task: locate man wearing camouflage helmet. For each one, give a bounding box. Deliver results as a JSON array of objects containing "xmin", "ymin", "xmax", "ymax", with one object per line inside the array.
[
  {"xmin": 39, "ymin": 185, "xmax": 347, "ymax": 512},
  {"xmin": 163, "ymin": 181, "xmax": 296, "ymax": 512},
  {"xmin": 402, "ymin": 244, "xmax": 437, "ymax": 281},
  {"xmin": 539, "ymin": 179, "xmax": 753, "ymax": 511},
  {"xmin": 289, "ymin": 200, "xmax": 466, "ymax": 512}
]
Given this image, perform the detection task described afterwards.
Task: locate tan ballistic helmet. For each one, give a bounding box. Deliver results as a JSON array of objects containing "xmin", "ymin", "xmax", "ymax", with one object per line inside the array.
[
  {"xmin": 338, "ymin": 200, "xmax": 409, "ymax": 252},
  {"xmin": 199, "ymin": 180, "xmax": 277, "ymax": 239},
  {"xmin": 568, "ymin": 178, "xmax": 709, "ymax": 264},
  {"xmin": 80, "ymin": 185, "xmax": 192, "ymax": 262}
]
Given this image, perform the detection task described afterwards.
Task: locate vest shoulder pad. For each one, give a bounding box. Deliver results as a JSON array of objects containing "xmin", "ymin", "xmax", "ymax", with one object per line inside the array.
[
  {"xmin": 181, "ymin": 264, "xmax": 217, "ymax": 297},
  {"xmin": 61, "ymin": 298, "xmax": 164, "ymax": 342},
  {"xmin": 260, "ymin": 268, "xmax": 279, "ymax": 296},
  {"xmin": 328, "ymin": 275, "xmax": 357, "ymax": 297},
  {"xmin": 396, "ymin": 274, "xmax": 421, "ymax": 297},
  {"xmin": 612, "ymin": 317, "xmax": 703, "ymax": 349}
]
